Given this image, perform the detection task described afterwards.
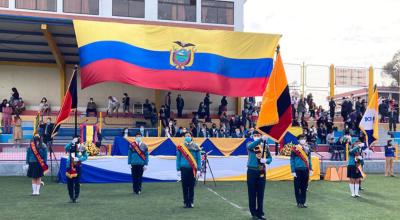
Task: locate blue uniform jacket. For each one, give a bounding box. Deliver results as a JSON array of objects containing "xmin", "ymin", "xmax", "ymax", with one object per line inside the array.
[
  {"xmin": 26, "ymin": 144, "xmax": 47, "ymax": 163},
  {"xmin": 65, "ymin": 143, "xmax": 88, "ymax": 169},
  {"xmin": 385, "ymin": 145, "xmax": 395, "ymax": 157},
  {"xmin": 290, "ymin": 145, "xmax": 313, "ymax": 172},
  {"xmin": 128, "ymin": 142, "xmax": 149, "ymax": 166},
  {"xmin": 176, "ymin": 142, "xmax": 202, "ymax": 171},
  {"xmin": 247, "ymin": 139, "xmax": 272, "ymax": 169},
  {"xmin": 348, "ymin": 146, "xmax": 363, "ymax": 166}
]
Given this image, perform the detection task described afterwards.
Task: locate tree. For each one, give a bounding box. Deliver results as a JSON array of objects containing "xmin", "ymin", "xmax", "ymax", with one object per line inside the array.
[{"xmin": 383, "ymin": 50, "xmax": 400, "ymax": 85}]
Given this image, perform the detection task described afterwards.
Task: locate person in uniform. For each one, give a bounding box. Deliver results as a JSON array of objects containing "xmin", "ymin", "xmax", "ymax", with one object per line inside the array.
[
  {"xmin": 65, "ymin": 136, "xmax": 88, "ymax": 203},
  {"xmin": 290, "ymin": 134, "xmax": 313, "ymax": 208},
  {"xmin": 128, "ymin": 132, "xmax": 149, "ymax": 195},
  {"xmin": 347, "ymin": 140, "xmax": 364, "ymax": 198},
  {"xmin": 26, "ymin": 134, "xmax": 47, "ymax": 196},
  {"xmin": 176, "ymin": 132, "xmax": 201, "ymax": 208},
  {"xmin": 246, "ymin": 131, "xmax": 272, "ymax": 220}
]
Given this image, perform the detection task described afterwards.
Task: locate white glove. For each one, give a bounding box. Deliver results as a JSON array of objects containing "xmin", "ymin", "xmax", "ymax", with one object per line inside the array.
[
  {"xmin": 291, "ymin": 172, "xmax": 297, "ymax": 178},
  {"xmin": 260, "ymin": 158, "xmax": 267, "ymax": 164},
  {"xmin": 143, "ymin": 166, "xmax": 147, "ymax": 171},
  {"xmin": 262, "ymin": 135, "xmax": 269, "ymax": 141},
  {"xmin": 309, "ymin": 171, "xmax": 313, "ymax": 176},
  {"xmin": 356, "ymin": 156, "xmax": 363, "ymax": 160},
  {"xmin": 197, "ymin": 171, "xmax": 201, "ymax": 177},
  {"xmin": 72, "ymin": 138, "xmax": 78, "ymax": 144},
  {"xmin": 73, "ymin": 157, "xmax": 79, "ymax": 162}
]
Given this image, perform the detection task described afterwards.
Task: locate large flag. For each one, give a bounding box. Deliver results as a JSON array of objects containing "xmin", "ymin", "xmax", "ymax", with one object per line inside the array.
[
  {"xmin": 257, "ymin": 53, "xmax": 292, "ymax": 142},
  {"xmin": 73, "ymin": 20, "xmax": 281, "ymax": 97},
  {"xmin": 359, "ymin": 87, "xmax": 379, "ymax": 147},
  {"xmin": 51, "ymin": 67, "xmax": 78, "ymax": 137}
]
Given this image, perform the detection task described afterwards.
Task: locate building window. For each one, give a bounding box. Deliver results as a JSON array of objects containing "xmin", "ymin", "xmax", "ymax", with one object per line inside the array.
[
  {"xmin": 202, "ymin": 0, "xmax": 234, "ymax": 25},
  {"xmin": 113, "ymin": 0, "xmax": 145, "ymax": 18},
  {"xmin": 158, "ymin": 0, "xmax": 196, "ymax": 22},
  {"xmin": 0, "ymin": 0, "xmax": 8, "ymax": 8},
  {"xmin": 15, "ymin": 0, "xmax": 57, "ymax": 12},
  {"xmin": 64, "ymin": 0, "xmax": 99, "ymax": 15}
]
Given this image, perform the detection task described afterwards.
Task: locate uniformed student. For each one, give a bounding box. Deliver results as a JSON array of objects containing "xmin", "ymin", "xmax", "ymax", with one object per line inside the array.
[
  {"xmin": 246, "ymin": 131, "xmax": 272, "ymax": 220},
  {"xmin": 65, "ymin": 136, "xmax": 88, "ymax": 203},
  {"xmin": 290, "ymin": 134, "xmax": 313, "ymax": 208},
  {"xmin": 128, "ymin": 132, "xmax": 149, "ymax": 195},
  {"xmin": 347, "ymin": 140, "xmax": 364, "ymax": 198},
  {"xmin": 176, "ymin": 132, "xmax": 201, "ymax": 208},
  {"xmin": 26, "ymin": 134, "xmax": 48, "ymax": 196}
]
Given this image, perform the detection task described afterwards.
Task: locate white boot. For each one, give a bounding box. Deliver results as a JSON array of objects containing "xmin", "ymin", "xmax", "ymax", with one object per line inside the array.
[
  {"xmin": 354, "ymin": 184, "xmax": 360, "ymax": 197},
  {"xmin": 349, "ymin": 184, "xmax": 355, "ymax": 197}
]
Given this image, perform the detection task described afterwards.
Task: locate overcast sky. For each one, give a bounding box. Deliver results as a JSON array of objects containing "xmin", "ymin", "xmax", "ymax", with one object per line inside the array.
[{"xmin": 244, "ymin": 0, "xmax": 400, "ymax": 68}]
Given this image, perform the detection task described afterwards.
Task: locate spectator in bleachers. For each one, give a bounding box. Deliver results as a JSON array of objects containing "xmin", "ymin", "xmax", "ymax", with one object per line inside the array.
[
  {"xmin": 164, "ymin": 127, "xmax": 172, "ymax": 138},
  {"xmin": 175, "ymin": 127, "xmax": 185, "ymax": 137},
  {"xmin": 150, "ymin": 103, "xmax": 158, "ymax": 127},
  {"xmin": 300, "ymin": 117, "xmax": 308, "ymax": 129},
  {"xmin": 384, "ymin": 140, "xmax": 396, "ymax": 177},
  {"xmin": 219, "ymin": 111, "xmax": 229, "ymax": 129},
  {"xmin": 86, "ymin": 98, "xmax": 97, "ymax": 117},
  {"xmin": 360, "ymin": 99, "xmax": 367, "ymax": 114},
  {"xmin": 246, "ymin": 127, "xmax": 255, "ymax": 138},
  {"xmin": 40, "ymin": 117, "xmax": 54, "ymax": 145},
  {"xmin": 165, "ymin": 92, "xmax": 171, "ymax": 118},
  {"xmin": 197, "ymin": 102, "xmax": 206, "ymax": 119},
  {"xmin": 122, "ymin": 93, "xmax": 130, "ymax": 116},
  {"xmin": 341, "ymin": 97, "xmax": 351, "ymax": 123},
  {"xmin": 291, "ymin": 96, "xmax": 298, "ymax": 120},
  {"xmin": 250, "ymin": 108, "xmax": 259, "ymax": 128},
  {"xmin": 329, "ymin": 98, "xmax": 336, "ymax": 120},
  {"xmin": 167, "ymin": 120, "xmax": 176, "ymax": 137},
  {"xmin": 0, "ymin": 99, "xmax": 7, "ymax": 113},
  {"xmin": 159, "ymin": 105, "xmax": 168, "ymax": 127},
  {"xmin": 176, "ymin": 94, "xmax": 185, "ymax": 118},
  {"xmin": 297, "ymin": 96, "xmax": 306, "ymax": 119},
  {"xmin": 218, "ymin": 96, "xmax": 228, "ymax": 116},
  {"xmin": 355, "ymin": 97, "xmax": 362, "ymax": 113},
  {"xmin": 232, "ymin": 128, "xmax": 244, "ymax": 138},
  {"xmin": 139, "ymin": 126, "xmax": 146, "ymax": 137},
  {"xmin": 39, "ymin": 97, "xmax": 50, "ymax": 116},
  {"xmin": 388, "ymin": 100, "xmax": 397, "ymax": 132},
  {"xmin": 14, "ymin": 97, "xmax": 25, "ymax": 116},
  {"xmin": 191, "ymin": 113, "xmax": 200, "ymax": 129},
  {"xmin": 317, "ymin": 124, "xmax": 327, "ymax": 144},
  {"xmin": 106, "ymin": 96, "xmax": 120, "ymax": 117},
  {"xmin": 189, "ymin": 123, "xmax": 198, "ymax": 138},
  {"xmin": 122, "ymin": 127, "xmax": 129, "ymax": 138},
  {"xmin": 10, "ymin": 87, "xmax": 19, "ymax": 106},
  {"xmin": 210, "ymin": 123, "xmax": 219, "ymax": 137},
  {"xmin": 219, "ymin": 125, "xmax": 229, "ymax": 138},
  {"xmin": 13, "ymin": 115, "xmax": 23, "ymax": 147},
  {"xmin": 332, "ymin": 137, "xmax": 345, "ymax": 161},
  {"xmin": 143, "ymin": 99, "xmax": 152, "ymax": 119},
  {"xmin": 378, "ymin": 98, "xmax": 389, "ymax": 123},
  {"xmin": 2, "ymin": 102, "xmax": 12, "ymax": 134},
  {"xmin": 203, "ymin": 93, "xmax": 212, "ymax": 119},
  {"xmin": 199, "ymin": 123, "xmax": 210, "ymax": 138},
  {"xmin": 309, "ymin": 100, "xmax": 316, "ymax": 118}
]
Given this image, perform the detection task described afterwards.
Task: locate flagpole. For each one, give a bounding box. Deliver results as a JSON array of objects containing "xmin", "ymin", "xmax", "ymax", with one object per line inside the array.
[{"xmin": 74, "ymin": 65, "xmax": 78, "ymax": 137}]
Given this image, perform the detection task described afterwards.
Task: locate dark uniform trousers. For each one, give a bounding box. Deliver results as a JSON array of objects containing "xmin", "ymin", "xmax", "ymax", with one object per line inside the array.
[
  {"xmin": 131, "ymin": 165, "xmax": 144, "ymax": 193},
  {"xmin": 181, "ymin": 167, "xmax": 196, "ymax": 205},
  {"xmin": 247, "ymin": 169, "xmax": 266, "ymax": 217},
  {"xmin": 67, "ymin": 166, "xmax": 81, "ymax": 200},
  {"xmin": 294, "ymin": 169, "xmax": 309, "ymax": 205}
]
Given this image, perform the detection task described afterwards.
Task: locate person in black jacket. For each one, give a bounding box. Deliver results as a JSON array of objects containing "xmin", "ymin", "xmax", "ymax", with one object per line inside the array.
[
  {"xmin": 176, "ymin": 94, "xmax": 185, "ymax": 118},
  {"xmin": 329, "ymin": 98, "xmax": 336, "ymax": 120},
  {"xmin": 39, "ymin": 118, "xmax": 54, "ymax": 145}
]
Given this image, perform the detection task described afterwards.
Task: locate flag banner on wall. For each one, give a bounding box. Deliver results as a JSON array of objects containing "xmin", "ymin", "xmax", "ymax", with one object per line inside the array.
[
  {"xmin": 359, "ymin": 87, "xmax": 379, "ymax": 147},
  {"xmin": 73, "ymin": 20, "xmax": 281, "ymax": 97},
  {"xmin": 257, "ymin": 53, "xmax": 292, "ymax": 142}
]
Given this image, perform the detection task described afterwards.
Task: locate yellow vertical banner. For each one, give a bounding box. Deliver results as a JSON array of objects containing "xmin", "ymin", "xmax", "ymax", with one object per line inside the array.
[
  {"xmin": 345, "ymin": 143, "xmax": 349, "ymax": 161},
  {"xmin": 396, "ymin": 144, "xmax": 399, "ymax": 161},
  {"xmin": 158, "ymin": 120, "xmax": 162, "ymax": 137}
]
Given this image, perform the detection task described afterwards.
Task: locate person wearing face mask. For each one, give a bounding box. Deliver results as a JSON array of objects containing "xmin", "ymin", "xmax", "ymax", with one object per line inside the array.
[
  {"xmin": 86, "ymin": 98, "xmax": 97, "ymax": 117},
  {"xmin": 65, "ymin": 136, "xmax": 88, "ymax": 203},
  {"xmin": 246, "ymin": 131, "xmax": 271, "ymax": 220},
  {"xmin": 26, "ymin": 134, "xmax": 48, "ymax": 196},
  {"xmin": 290, "ymin": 134, "xmax": 313, "ymax": 208},
  {"xmin": 385, "ymin": 140, "xmax": 396, "ymax": 177},
  {"xmin": 198, "ymin": 124, "xmax": 209, "ymax": 138},
  {"xmin": 122, "ymin": 128, "xmax": 129, "ymax": 138},
  {"xmin": 139, "ymin": 126, "xmax": 146, "ymax": 137},
  {"xmin": 40, "ymin": 117, "xmax": 54, "ymax": 145},
  {"xmin": 128, "ymin": 132, "xmax": 149, "ymax": 195},
  {"xmin": 232, "ymin": 128, "xmax": 243, "ymax": 138},
  {"xmin": 210, "ymin": 123, "xmax": 219, "ymax": 137},
  {"xmin": 176, "ymin": 132, "xmax": 202, "ymax": 208},
  {"xmin": 168, "ymin": 120, "xmax": 176, "ymax": 137},
  {"xmin": 347, "ymin": 141, "xmax": 364, "ymax": 197}
]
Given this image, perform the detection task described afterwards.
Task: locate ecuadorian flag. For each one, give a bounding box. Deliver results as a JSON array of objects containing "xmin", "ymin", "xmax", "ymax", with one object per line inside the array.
[
  {"xmin": 359, "ymin": 87, "xmax": 379, "ymax": 147},
  {"xmin": 73, "ymin": 20, "xmax": 281, "ymax": 97},
  {"xmin": 256, "ymin": 52, "xmax": 292, "ymax": 141}
]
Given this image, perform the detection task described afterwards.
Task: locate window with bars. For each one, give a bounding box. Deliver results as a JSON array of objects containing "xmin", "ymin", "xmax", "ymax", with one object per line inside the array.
[
  {"xmin": 15, "ymin": 0, "xmax": 57, "ymax": 12},
  {"xmin": 113, "ymin": 0, "xmax": 145, "ymax": 18},
  {"xmin": 202, "ymin": 0, "xmax": 234, "ymax": 25},
  {"xmin": 158, "ymin": 0, "xmax": 196, "ymax": 22},
  {"xmin": 0, "ymin": 0, "xmax": 8, "ymax": 8},
  {"xmin": 64, "ymin": 0, "xmax": 99, "ymax": 15}
]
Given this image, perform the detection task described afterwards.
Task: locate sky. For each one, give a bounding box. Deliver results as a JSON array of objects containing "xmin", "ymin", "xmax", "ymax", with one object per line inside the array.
[
  {"xmin": 244, "ymin": 0, "xmax": 400, "ymax": 105},
  {"xmin": 243, "ymin": 0, "xmax": 400, "ymax": 68}
]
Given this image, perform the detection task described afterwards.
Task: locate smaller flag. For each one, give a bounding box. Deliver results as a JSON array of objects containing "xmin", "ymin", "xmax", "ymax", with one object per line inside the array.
[
  {"xmin": 359, "ymin": 86, "xmax": 379, "ymax": 147},
  {"xmin": 51, "ymin": 67, "xmax": 78, "ymax": 137},
  {"xmin": 257, "ymin": 52, "xmax": 292, "ymax": 142}
]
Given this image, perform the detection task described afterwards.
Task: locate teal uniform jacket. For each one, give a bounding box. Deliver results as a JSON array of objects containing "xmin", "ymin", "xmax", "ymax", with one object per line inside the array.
[
  {"xmin": 26, "ymin": 144, "xmax": 47, "ymax": 163},
  {"xmin": 247, "ymin": 139, "xmax": 272, "ymax": 169},
  {"xmin": 290, "ymin": 145, "xmax": 312, "ymax": 172},
  {"xmin": 348, "ymin": 146, "xmax": 363, "ymax": 166},
  {"xmin": 176, "ymin": 142, "xmax": 202, "ymax": 171},
  {"xmin": 128, "ymin": 142, "xmax": 149, "ymax": 166},
  {"xmin": 65, "ymin": 143, "xmax": 88, "ymax": 169}
]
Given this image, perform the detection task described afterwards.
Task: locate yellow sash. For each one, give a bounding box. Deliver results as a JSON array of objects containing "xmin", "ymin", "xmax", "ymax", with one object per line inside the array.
[{"xmin": 177, "ymin": 144, "xmax": 198, "ymax": 176}]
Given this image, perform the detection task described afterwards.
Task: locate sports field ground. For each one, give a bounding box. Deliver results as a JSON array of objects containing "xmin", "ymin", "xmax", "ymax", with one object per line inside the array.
[{"xmin": 0, "ymin": 175, "xmax": 398, "ymax": 220}]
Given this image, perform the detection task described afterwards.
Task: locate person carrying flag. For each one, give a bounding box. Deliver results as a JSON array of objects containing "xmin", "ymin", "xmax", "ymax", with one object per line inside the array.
[
  {"xmin": 347, "ymin": 141, "xmax": 364, "ymax": 198},
  {"xmin": 127, "ymin": 132, "xmax": 149, "ymax": 195},
  {"xmin": 290, "ymin": 134, "xmax": 313, "ymax": 208},
  {"xmin": 65, "ymin": 136, "xmax": 88, "ymax": 203},
  {"xmin": 176, "ymin": 132, "xmax": 201, "ymax": 208},
  {"xmin": 246, "ymin": 131, "xmax": 272, "ymax": 220},
  {"xmin": 26, "ymin": 134, "xmax": 48, "ymax": 196}
]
